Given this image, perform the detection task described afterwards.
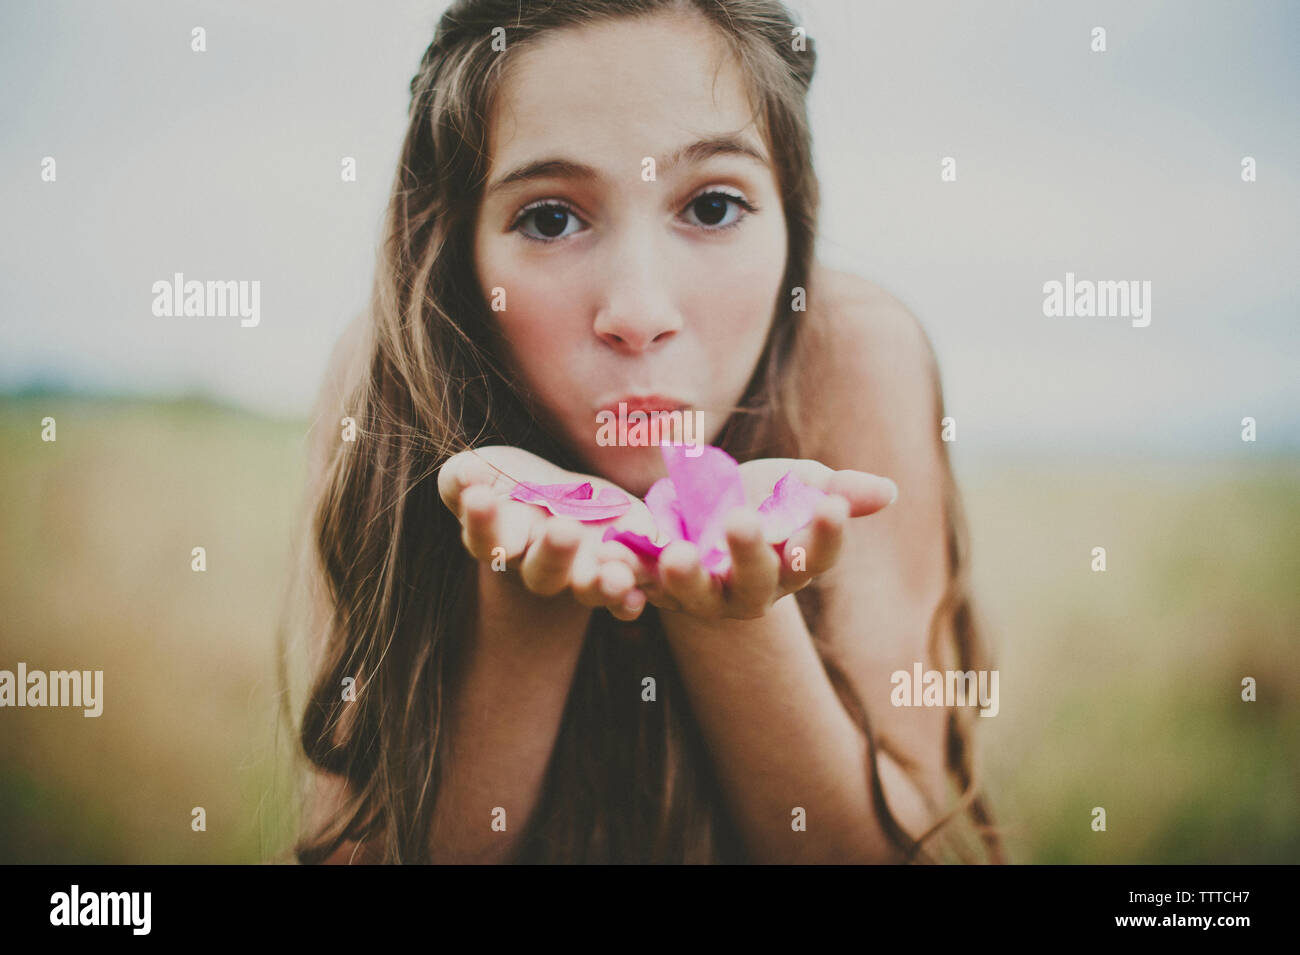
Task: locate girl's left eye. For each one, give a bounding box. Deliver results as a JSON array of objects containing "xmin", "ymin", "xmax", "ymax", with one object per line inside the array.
[{"xmin": 680, "ymin": 190, "xmax": 756, "ymax": 230}]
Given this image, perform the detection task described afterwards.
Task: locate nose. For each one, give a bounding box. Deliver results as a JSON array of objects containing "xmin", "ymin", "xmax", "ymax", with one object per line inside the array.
[{"xmin": 592, "ymin": 230, "xmax": 682, "ymax": 354}]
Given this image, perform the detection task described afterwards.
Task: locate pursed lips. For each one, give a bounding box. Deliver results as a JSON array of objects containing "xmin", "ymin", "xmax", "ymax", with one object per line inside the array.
[{"xmin": 596, "ymin": 394, "xmax": 688, "ymax": 416}]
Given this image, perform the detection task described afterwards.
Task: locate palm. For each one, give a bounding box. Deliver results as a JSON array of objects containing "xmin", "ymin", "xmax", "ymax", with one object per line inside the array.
[
  {"xmin": 438, "ymin": 445, "xmax": 656, "ymax": 619},
  {"xmin": 627, "ymin": 456, "xmax": 897, "ymax": 619},
  {"xmin": 736, "ymin": 457, "xmax": 830, "ymax": 512}
]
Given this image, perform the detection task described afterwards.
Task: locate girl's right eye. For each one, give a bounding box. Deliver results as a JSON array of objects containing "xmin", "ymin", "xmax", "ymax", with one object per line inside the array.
[{"xmin": 511, "ymin": 201, "xmax": 587, "ymax": 243}]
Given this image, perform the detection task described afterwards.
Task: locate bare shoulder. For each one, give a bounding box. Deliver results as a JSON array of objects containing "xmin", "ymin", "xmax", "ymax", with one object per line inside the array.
[
  {"xmin": 800, "ymin": 264, "xmax": 942, "ymax": 469},
  {"xmin": 808, "ymin": 264, "xmax": 938, "ymax": 379}
]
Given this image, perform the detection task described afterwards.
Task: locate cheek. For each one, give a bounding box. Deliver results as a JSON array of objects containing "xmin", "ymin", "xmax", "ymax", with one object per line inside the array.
[
  {"xmin": 679, "ymin": 220, "xmax": 787, "ymax": 356},
  {"xmin": 477, "ymin": 237, "xmax": 590, "ymax": 386}
]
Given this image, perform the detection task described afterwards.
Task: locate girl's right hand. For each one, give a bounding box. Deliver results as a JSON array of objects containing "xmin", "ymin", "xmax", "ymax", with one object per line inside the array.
[{"xmin": 437, "ymin": 445, "xmax": 656, "ymax": 621}]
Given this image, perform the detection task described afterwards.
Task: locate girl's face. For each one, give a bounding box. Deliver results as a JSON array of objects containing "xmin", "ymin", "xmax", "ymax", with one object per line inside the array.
[{"xmin": 474, "ymin": 11, "xmax": 789, "ymax": 496}]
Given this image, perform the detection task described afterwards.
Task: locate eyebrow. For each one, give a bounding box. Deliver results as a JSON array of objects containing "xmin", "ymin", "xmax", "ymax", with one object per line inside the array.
[{"xmin": 484, "ymin": 136, "xmax": 769, "ymax": 197}]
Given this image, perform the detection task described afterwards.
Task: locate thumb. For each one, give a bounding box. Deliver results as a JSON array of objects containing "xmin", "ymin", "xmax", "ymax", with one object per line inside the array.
[
  {"xmin": 822, "ymin": 469, "xmax": 898, "ymax": 517},
  {"xmin": 437, "ymin": 451, "xmax": 502, "ymax": 515}
]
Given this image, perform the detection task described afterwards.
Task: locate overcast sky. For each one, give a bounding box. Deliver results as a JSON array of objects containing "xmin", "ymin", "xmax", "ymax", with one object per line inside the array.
[{"xmin": 1, "ymin": 0, "xmax": 1296, "ymax": 458}]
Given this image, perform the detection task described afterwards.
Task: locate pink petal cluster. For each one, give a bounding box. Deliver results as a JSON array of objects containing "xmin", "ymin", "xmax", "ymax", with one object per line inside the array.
[
  {"xmin": 508, "ymin": 480, "xmax": 631, "ymax": 521},
  {"xmin": 603, "ymin": 445, "xmax": 827, "ymax": 575}
]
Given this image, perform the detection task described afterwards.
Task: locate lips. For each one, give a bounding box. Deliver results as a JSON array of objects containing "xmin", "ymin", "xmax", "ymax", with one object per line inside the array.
[{"xmin": 599, "ymin": 394, "xmax": 686, "ymax": 416}]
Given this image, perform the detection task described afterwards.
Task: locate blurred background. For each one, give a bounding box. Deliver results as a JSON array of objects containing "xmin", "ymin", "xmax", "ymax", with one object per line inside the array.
[{"xmin": 1, "ymin": 0, "xmax": 1296, "ymax": 862}]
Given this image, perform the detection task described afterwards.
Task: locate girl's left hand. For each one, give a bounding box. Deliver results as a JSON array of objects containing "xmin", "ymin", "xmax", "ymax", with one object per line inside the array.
[{"xmin": 634, "ymin": 458, "xmax": 898, "ymax": 621}]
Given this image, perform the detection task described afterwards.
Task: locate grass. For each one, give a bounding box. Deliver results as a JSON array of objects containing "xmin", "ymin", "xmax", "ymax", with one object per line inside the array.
[
  {"xmin": 958, "ymin": 453, "xmax": 1300, "ymax": 862},
  {"xmin": 0, "ymin": 395, "xmax": 1296, "ymax": 863}
]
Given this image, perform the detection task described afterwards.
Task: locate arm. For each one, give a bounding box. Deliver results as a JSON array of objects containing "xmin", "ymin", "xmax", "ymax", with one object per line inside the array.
[
  {"xmin": 299, "ymin": 319, "xmax": 597, "ymax": 863},
  {"xmin": 658, "ymin": 595, "xmax": 911, "ymax": 863},
  {"xmin": 303, "ymin": 561, "xmax": 594, "ymax": 865},
  {"xmin": 655, "ymin": 277, "xmax": 954, "ymax": 863},
  {"xmin": 427, "ymin": 565, "xmax": 593, "ymax": 863},
  {"xmin": 426, "ymin": 448, "xmax": 656, "ymax": 862}
]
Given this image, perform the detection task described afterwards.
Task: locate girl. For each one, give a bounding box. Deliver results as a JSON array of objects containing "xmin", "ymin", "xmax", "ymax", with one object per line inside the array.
[{"xmin": 286, "ymin": 0, "xmax": 1002, "ymax": 864}]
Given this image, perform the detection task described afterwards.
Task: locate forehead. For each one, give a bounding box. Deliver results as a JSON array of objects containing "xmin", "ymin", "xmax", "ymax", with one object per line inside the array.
[{"xmin": 487, "ymin": 12, "xmax": 762, "ymax": 173}]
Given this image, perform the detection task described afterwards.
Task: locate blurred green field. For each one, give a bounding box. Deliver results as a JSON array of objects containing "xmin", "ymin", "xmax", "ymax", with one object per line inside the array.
[{"xmin": 1, "ymin": 395, "xmax": 1297, "ymax": 863}]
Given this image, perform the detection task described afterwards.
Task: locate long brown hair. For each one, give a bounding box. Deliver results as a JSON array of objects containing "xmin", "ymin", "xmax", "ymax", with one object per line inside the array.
[{"xmin": 280, "ymin": 0, "xmax": 1003, "ymax": 864}]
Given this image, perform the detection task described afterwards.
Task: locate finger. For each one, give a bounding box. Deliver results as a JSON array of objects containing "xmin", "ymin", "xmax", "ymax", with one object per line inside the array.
[
  {"xmin": 723, "ymin": 509, "xmax": 779, "ymax": 616},
  {"xmin": 437, "ymin": 451, "xmax": 500, "ymax": 515},
  {"xmin": 822, "ymin": 469, "xmax": 898, "ymax": 518},
  {"xmin": 781, "ymin": 493, "xmax": 849, "ymax": 588},
  {"xmin": 568, "ymin": 538, "xmax": 606, "ymax": 607},
  {"xmin": 595, "ymin": 540, "xmax": 660, "ymax": 615},
  {"xmin": 659, "ymin": 540, "xmax": 720, "ymax": 618},
  {"xmin": 461, "ymin": 483, "xmax": 534, "ymax": 563},
  {"xmin": 437, "ymin": 453, "xmax": 470, "ymax": 513},
  {"xmin": 640, "ymin": 585, "xmax": 684, "ymax": 615},
  {"xmin": 596, "ymin": 539, "xmax": 645, "ymax": 579},
  {"xmin": 608, "ymin": 586, "xmax": 647, "ymax": 622},
  {"xmin": 622, "ymin": 547, "xmax": 683, "ymax": 613},
  {"xmin": 569, "ymin": 537, "xmax": 618, "ymax": 605},
  {"xmin": 460, "ymin": 484, "xmax": 504, "ymax": 561},
  {"xmin": 596, "ymin": 560, "xmax": 642, "ymax": 621},
  {"xmin": 519, "ymin": 517, "xmax": 582, "ymax": 596}
]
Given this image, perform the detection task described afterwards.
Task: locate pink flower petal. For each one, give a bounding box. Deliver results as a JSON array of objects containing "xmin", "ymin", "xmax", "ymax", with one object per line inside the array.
[
  {"xmin": 602, "ymin": 447, "xmax": 746, "ymax": 577},
  {"xmin": 603, "ymin": 527, "xmax": 730, "ymax": 576},
  {"xmin": 699, "ymin": 545, "xmax": 732, "ymax": 574},
  {"xmin": 511, "ymin": 480, "xmax": 590, "ymax": 502},
  {"xmin": 509, "ymin": 480, "xmax": 631, "ymax": 521},
  {"xmin": 661, "ymin": 444, "xmax": 746, "ymax": 560},
  {"xmin": 600, "ymin": 449, "xmax": 825, "ymax": 579},
  {"xmin": 757, "ymin": 472, "xmax": 828, "ymax": 542},
  {"xmin": 644, "ymin": 477, "xmax": 687, "ymax": 543},
  {"xmin": 602, "ymin": 527, "xmax": 664, "ymax": 564}
]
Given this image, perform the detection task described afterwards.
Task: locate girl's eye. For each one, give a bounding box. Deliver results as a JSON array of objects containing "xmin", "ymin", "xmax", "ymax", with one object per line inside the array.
[
  {"xmin": 512, "ymin": 202, "xmax": 586, "ymax": 243},
  {"xmin": 680, "ymin": 190, "xmax": 756, "ymax": 231}
]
